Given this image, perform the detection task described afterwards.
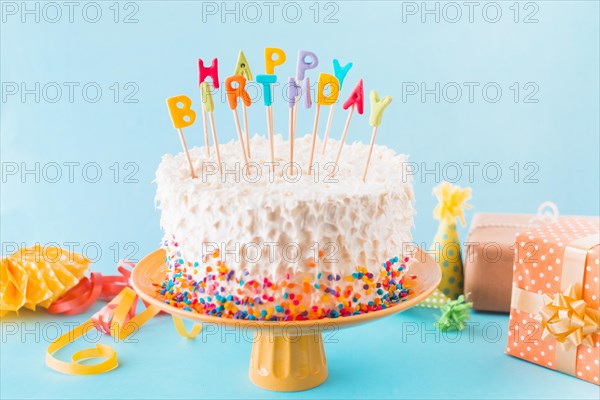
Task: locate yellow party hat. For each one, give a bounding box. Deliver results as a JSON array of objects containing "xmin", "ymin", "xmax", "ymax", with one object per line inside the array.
[{"xmin": 419, "ymin": 181, "xmax": 472, "ymax": 308}]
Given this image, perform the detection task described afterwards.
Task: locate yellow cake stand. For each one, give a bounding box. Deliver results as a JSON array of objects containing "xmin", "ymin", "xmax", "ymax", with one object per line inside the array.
[{"xmin": 131, "ymin": 247, "xmax": 441, "ymax": 392}]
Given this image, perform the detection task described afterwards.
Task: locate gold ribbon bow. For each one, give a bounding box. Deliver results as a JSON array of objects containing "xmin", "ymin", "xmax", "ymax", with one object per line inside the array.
[
  {"xmin": 511, "ymin": 233, "xmax": 599, "ymax": 376},
  {"xmin": 535, "ymin": 284, "xmax": 599, "ymax": 351}
]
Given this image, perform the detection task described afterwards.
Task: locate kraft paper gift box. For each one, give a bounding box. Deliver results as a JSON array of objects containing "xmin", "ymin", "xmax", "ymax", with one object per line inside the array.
[
  {"xmin": 464, "ymin": 213, "xmax": 544, "ymax": 313},
  {"xmin": 506, "ymin": 217, "xmax": 600, "ymax": 384}
]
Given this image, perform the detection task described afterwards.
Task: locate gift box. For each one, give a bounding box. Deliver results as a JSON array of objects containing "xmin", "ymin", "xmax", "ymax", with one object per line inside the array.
[
  {"xmin": 464, "ymin": 213, "xmax": 537, "ymax": 312},
  {"xmin": 506, "ymin": 217, "xmax": 600, "ymax": 384}
]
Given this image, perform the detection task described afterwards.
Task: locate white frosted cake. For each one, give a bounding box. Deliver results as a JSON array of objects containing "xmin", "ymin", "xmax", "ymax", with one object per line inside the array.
[{"xmin": 155, "ymin": 134, "xmax": 415, "ymax": 320}]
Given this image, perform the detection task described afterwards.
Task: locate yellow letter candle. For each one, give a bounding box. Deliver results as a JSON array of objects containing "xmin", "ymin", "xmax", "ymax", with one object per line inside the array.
[
  {"xmin": 265, "ymin": 47, "xmax": 286, "ymax": 74},
  {"xmin": 307, "ymin": 73, "xmax": 340, "ymax": 175},
  {"xmin": 166, "ymin": 95, "xmax": 197, "ymax": 179},
  {"xmin": 363, "ymin": 90, "xmax": 392, "ymax": 182}
]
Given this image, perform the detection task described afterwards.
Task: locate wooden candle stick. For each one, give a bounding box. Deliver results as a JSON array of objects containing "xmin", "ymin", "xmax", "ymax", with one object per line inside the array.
[
  {"xmin": 208, "ymin": 112, "xmax": 222, "ymax": 170},
  {"xmin": 292, "ymin": 101, "xmax": 298, "ymax": 139},
  {"xmin": 334, "ymin": 104, "xmax": 355, "ymax": 165},
  {"xmin": 242, "ymin": 105, "xmax": 251, "ymax": 158},
  {"xmin": 287, "ymin": 77, "xmax": 301, "ymax": 175},
  {"xmin": 335, "ymin": 79, "xmax": 364, "ymax": 167},
  {"xmin": 262, "ymin": 48, "xmax": 288, "ymax": 173},
  {"xmin": 177, "ymin": 128, "xmax": 196, "ymax": 178},
  {"xmin": 362, "ymin": 125, "xmax": 378, "ymax": 182},
  {"xmin": 289, "ymin": 106, "xmax": 295, "ymax": 174},
  {"xmin": 307, "ymin": 103, "xmax": 321, "ymax": 175},
  {"xmin": 295, "ymin": 50, "xmax": 319, "ymax": 160},
  {"xmin": 234, "ymin": 51, "xmax": 254, "ymax": 158},
  {"xmin": 201, "ymin": 82, "xmax": 221, "ymax": 171},
  {"xmin": 232, "ymin": 109, "xmax": 249, "ymax": 165},
  {"xmin": 321, "ymin": 105, "xmax": 335, "ymax": 155},
  {"xmin": 201, "ymin": 109, "xmax": 211, "ymax": 157},
  {"xmin": 325, "ymin": 59, "xmax": 353, "ymax": 155},
  {"xmin": 257, "ymin": 74, "xmax": 278, "ymax": 173},
  {"xmin": 226, "ymin": 75, "xmax": 252, "ymax": 165},
  {"xmin": 198, "ymin": 57, "xmax": 220, "ymax": 158},
  {"xmin": 267, "ymin": 105, "xmax": 275, "ymax": 173},
  {"xmin": 362, "ymin": 90, "xmax": 392, "ymax": 182},
  {"xmin": 309, "ymin": 73, "xmax": 340, "ymax": 174}
]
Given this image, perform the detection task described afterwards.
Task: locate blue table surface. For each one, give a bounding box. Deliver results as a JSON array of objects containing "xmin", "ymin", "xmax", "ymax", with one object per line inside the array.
[
  {"xmin": 1, "ymin": 306, "xmax": 598, "ymax": 399},
  {"xmin": 2, "ymin": 1, "xmax": 599, "ymax": 399}
]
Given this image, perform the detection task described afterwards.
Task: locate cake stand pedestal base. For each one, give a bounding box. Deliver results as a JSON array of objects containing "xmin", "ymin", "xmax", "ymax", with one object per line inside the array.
[
  {"xmin": 131, "ymin": 247, "xmax": 442, "ymax": 392},
  {"xmin": 249, "ymin": 331, "xmax": 328, "ymax": 392}
]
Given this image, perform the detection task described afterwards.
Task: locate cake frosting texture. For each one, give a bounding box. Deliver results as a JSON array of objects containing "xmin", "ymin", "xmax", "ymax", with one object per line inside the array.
[{"xmin": 155, "ymin": 134, "xmax": 416, "ymax": 320}]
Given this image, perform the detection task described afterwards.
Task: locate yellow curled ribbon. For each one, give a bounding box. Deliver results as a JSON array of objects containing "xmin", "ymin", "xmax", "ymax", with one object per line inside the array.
[
  {"xmin": 46, "ymin": 287, "xmax": 202, "ymax": 375},
  {"xmin": 511, "ymin": 233, "xmax": 600, "ymax": 376},
  {"xmin": 172, "ymin": 315, "xmax": 203, "ymax": 338},
  {"xmin": 46, "ymin": 287, "xmax": 158, "ymax": 374}
]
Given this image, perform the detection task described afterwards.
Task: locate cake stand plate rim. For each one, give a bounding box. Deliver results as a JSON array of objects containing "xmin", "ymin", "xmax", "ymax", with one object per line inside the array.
[{"xmin": 130, "ymin": 247, "xmax": 442, "ymax": 331}]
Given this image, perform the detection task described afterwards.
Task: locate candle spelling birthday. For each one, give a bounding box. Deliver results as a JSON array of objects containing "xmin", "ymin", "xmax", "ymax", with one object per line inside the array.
[
  {"xmin": 234, "ymin": 51, "xmax": 253, "ymax": 158},
  {"xmin": 335, "ymin": 79, "xmax": 364, "ymax": 167},
  {"xmin": 200, "ymin": 82, "xmax": 221, "ymax": 170},
  {"xmin": 363, "ymin": 90, "xmax": 392, "ymax": 182},
  {"xmin": 225, "ymin": 74, "xmax": 251, "ymax": 165},
  {"xmin": 198, "ymin": 58, "xmax": 219, "ymax": 157},
  {"xmin": 166, "ymin": 95, "xmax": 197, "ymax": 179},
  {"xmin": 322, "ymin": 59, "xmax": 352, "ymax": 154},
  {"xmin": 164, "ymin": 48, "xmax": 393, "ymax": 182},
  {"xmin": 294, "ymin": 50, "xmax": 319, "ymax": 146},
  {"xmin": 308, "ymin": 72, "xmax": 339, "ymax": 175},
  {"xmin": 260, "ymin": 47, "xmax": 286, "ymax": 172}
]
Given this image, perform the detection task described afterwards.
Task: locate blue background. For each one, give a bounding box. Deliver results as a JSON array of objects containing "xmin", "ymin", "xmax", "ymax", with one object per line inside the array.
[{"xmin": 1, "ymin": 1, "xmax": 599, "ymax": 398}]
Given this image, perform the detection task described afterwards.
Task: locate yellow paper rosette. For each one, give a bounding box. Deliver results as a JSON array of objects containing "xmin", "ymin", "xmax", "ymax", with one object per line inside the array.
[
  {"xmin": 419, "ymin": 181, "xmax": 472, "ymax": 308},
  {"xmin": 0, "ymin": 245, "xmax": 90, "ymax": 315}
]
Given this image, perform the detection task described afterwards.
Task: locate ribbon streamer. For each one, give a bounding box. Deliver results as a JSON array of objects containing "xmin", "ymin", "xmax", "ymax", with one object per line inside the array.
[
  {"xmin": 46, "ymin": 287, "xmax": 157, "ymax": 375},
  {"xmin": 172, "ymin": 315, "xmax": 203, "ymax": 339},
  {"xmin": 45, "ymin": 261, "xmax": 202, "ymax": 375},
  {"xmin": 47, "ymin": 261, "xmax": 134, "ymax": 315}
]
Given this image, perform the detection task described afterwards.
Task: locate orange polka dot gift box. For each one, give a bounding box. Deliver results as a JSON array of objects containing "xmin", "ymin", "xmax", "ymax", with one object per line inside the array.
[{"xmin": 507, "ymin": 217, "xmax": 600, "ymax": 385}]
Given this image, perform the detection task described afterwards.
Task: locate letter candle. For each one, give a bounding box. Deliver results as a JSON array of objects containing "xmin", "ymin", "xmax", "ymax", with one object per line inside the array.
[
  {"xmin": 166, "ymin": 95, "xmax": 198, "ymax": 179},
  {"xmin": 293, "ymin": 51, "xmax": 319, "ymax": 152},
  {"xmin": 322, "ymin": 59, "xmax": 352, "ymax": 154},
  {"xmin": 308, "ymin": 73, "xmax": 339, "ymax": 175},
  {"xmin": 256, "ymin": 74, "xmax": 277, "ymax": 173},
  {"xmin": 363, "ymin": 90, "xmax": 392, "ymax": 182},
  {"xmin": 261, "ymin": 48, "xmax": 287, "ymax": 173},
  {"xmin": 198, "ymin": 58, "xmax": 220, "ymax": 157},
  {"xmin": 335, "ymin": 79, "xmax": 364, "ymax": 166},
  {"xmin": 225, "ymin": 75, "xmax": 251, "ymax": 165},
  {"xmin": 200, "ymin": 82, "xmax": 221, "ymax": 171},
  {"xmin": 234, "ymin": 51, "xmax": 253, "ymax": 158}
]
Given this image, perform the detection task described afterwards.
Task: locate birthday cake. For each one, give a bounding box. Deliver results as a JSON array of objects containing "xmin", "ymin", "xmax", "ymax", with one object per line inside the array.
[{"xmin": 155, "ymin": 134, "xmax": 416, "ymax": 320}]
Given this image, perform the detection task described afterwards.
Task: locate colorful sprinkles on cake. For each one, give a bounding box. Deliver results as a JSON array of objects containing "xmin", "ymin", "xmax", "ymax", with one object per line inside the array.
[{"xmin": 156, "ymin": 238, "xmax": 414, "ymax": 321}]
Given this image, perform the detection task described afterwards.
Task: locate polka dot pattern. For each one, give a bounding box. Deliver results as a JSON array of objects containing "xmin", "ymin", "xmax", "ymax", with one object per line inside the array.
[
  {"xmin": 419, "ymin": 222, "xmax": 464, "ymax": 308},
  {"xmin": 507, "ymin": 217, "xmax": 600, "ymax": 385}
]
